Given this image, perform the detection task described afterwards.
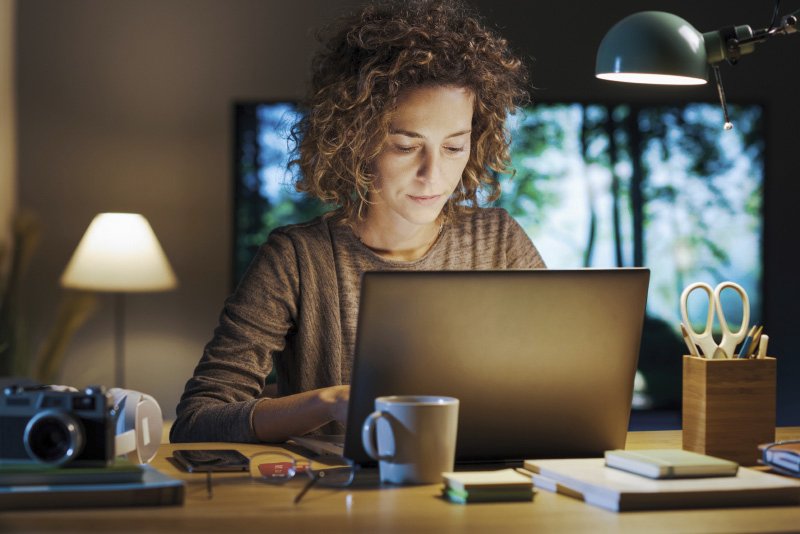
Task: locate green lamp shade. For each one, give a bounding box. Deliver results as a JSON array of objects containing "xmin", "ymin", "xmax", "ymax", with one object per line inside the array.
[{"xmin": 596, "ymin": 11, "xmax": 708, "ymax": 85}]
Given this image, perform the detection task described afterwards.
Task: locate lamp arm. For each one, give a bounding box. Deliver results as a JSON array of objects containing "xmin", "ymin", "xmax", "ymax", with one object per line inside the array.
[
  {"xmin": 704, "ymin": 9, "xmax": 799, "ymax": 64},
  {"xmin": 776, "ymin": 8, "xmax": 800, "ymax": 34}
]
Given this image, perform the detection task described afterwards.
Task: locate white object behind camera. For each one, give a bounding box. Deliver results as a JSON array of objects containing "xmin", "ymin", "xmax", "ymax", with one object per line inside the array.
[{"xmin": 109, "ymin": 388, "xmax": 163, "ymax": 464}]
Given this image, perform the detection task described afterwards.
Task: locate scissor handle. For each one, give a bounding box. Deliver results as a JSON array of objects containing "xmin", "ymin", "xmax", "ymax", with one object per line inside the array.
[
  {"xmin": 713, "ymin": 281, "xmax": 750, "ymax": 343},
  {"xmin": 680, "ymin": 282, "xmax": 719, "ymax": 357},
  {"xmin": 680, "ymin": 282, "xmax": 714, "ymax": 337}
]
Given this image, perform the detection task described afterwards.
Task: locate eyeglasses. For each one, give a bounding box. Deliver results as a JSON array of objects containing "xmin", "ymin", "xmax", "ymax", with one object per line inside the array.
[{"xmin": 248, "ymin": 451, "xmax": 356, "ymax": 503}]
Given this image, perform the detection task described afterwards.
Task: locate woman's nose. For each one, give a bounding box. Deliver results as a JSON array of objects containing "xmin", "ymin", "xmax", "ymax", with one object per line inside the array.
[{"xmin": 417, "ymin": 149, "xmax": 441, "ymax": 182}]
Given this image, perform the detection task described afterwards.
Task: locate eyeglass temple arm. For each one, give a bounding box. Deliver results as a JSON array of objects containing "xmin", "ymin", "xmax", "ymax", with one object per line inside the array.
[{"xmin": 293, "ymin": 473, "xmax": 320, "ymax": 504}]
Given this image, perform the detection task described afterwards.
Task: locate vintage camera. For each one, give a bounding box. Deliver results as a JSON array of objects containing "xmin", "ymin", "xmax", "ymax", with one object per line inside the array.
[{"xmin": 0, "ymin": 385, "xmax": 115, "ymax": 467}]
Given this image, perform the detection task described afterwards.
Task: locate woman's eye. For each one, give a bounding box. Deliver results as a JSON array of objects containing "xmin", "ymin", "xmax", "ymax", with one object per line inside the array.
[
  {"xmin": 394, "ymin": 145, "xmax": 418, "ymax": 153},
  {"xmin": 444, "ymin": 145, "xmax": 466, "ymax": 154}
]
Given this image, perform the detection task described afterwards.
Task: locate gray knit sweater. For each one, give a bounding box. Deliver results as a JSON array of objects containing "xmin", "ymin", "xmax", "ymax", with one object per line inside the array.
[{"xmin": 170, "ymin": 207, "xmax": 545, "ymax": 443}]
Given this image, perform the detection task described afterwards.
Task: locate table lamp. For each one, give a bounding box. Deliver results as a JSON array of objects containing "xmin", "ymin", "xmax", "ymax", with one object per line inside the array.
[
  {"xmin": 60, "ymin": 213, "xmax": 177, "ymax": 387},
  {"xmin": 595, "ymin": 7, "xmax": 798, "ymax": 128}
]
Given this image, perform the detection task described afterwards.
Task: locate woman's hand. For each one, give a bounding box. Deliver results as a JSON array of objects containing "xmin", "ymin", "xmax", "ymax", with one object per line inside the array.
[{"xmin": 318, "ymin": 385, "xmax": 350, "ymax": 424}]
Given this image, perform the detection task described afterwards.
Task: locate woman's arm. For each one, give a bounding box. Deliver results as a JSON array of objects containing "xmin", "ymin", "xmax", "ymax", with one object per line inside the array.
[
  {"xmin": 252, "ymin": 384, "xmax": 349, "ymax": 442},
  {"xmin": 171, "ymin": 230, "xmax": 321, "ymax": 443}
]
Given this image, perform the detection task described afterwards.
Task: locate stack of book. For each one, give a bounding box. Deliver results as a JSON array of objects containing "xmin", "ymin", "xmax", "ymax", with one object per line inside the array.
[
  {"xmin": 0, "ymin": 459, "xmax": 185, "ymax": 511},
  {"xmin": 524, "ymin": 456, "xmax": 800, "ymax": 512},
  {"xmin": 441, "ymin": 468, "xmax": 534, "ymax": 504}
]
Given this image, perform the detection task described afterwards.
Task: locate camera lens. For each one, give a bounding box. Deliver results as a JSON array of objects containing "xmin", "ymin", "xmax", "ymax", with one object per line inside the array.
[{"xmin": 23, "ymin": 410, "xmax": 85, "ymax": 466}]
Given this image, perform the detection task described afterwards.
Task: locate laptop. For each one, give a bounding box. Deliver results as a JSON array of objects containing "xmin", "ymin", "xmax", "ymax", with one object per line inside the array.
[{"xmin": 292, "ymin": 268, "xmax": 650, "ymax": 465}]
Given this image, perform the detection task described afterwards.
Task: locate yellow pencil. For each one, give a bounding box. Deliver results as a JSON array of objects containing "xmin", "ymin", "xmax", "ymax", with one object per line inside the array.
[{"xmin": 745, "ymin": 325, "xmax": 763, "ymax": 358}]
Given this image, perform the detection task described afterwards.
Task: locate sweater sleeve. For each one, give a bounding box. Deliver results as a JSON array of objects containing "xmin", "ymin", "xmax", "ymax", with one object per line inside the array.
[{"xmin": 170, "ymin": 230, "xmax": 299, "ymax": 443}]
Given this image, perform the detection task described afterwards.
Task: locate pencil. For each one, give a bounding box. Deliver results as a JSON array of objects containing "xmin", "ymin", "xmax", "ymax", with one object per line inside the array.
[
  {"xmin": 745, "ymin": 325, "xmax": 763, "ymax": 359},
  {"xmin": 680, "ymin": 323, "xmax": 700, "ymax": 357}
]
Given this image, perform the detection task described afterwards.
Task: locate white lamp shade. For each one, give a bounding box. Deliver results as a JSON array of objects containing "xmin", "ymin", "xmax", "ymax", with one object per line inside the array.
[{"xmin": 61, "ymin": 213, "xmax": 178, "ymax": 292}]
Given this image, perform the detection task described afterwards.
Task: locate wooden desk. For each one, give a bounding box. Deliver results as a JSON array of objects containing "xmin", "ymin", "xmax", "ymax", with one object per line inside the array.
[{"xmin": 2, "ymin": 428, "xmax": 799, "ymax": 533}]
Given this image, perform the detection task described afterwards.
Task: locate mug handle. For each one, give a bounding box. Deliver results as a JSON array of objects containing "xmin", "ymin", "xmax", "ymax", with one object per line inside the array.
[{"xmin": 361, "ymin": 411, "xmax": 394, "ymax": 461}]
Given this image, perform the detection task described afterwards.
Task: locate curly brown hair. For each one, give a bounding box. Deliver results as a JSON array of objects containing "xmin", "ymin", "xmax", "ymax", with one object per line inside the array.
[{"xmin": 292, "ymin": 0, "xmax": 530, "ymax": 221}]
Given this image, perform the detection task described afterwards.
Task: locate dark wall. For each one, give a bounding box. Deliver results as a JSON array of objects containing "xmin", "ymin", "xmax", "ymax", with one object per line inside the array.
[
  {"xmin": 15, "ymin": 0, "xmax": 799, "ymax": 422},
  {"xmin": 15, "ymin": 0, "xmax": 362, "ymax": 417}
]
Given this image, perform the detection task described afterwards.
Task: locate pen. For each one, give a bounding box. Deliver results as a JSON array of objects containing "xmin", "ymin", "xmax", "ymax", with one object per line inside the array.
[
  {"xmin": 757, "ymin": 334, "xmax": 769, "ymax": 359},
  {"xmin": 737, "ymin": 325, "xmax": 757, "ymax": 359}
]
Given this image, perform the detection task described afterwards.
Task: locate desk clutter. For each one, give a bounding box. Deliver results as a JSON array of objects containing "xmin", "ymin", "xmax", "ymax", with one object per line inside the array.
[{"xmin": 0, "ymin": 344, "xmax": 794, "ymax": 517}]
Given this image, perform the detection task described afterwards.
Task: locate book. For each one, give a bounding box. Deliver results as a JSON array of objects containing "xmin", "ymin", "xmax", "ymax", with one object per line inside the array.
[
  {"xmin": 442, "ymin": 486, "xmax": 534, "ymax": 504},
  {"xmin": 0, "ymin": 458, "xmax": 144, "ymax": 486},
  {"xmin": 0, "ymin": 465, "xmax": 185, "ymax": 511},
  {"xmin": 442, "ymin": 468, "xmax": 533, "ymax": 492},
  {"xmin": 759, "ymin": 441, "xmax": 800, "ymax": 475},
  {"xmin": 524, "ymin": 458, "xmax": 800, "ymax": 512},
  {"xmin": 604, "ymin": 449, "xmax": 739, "ymax": 479}
]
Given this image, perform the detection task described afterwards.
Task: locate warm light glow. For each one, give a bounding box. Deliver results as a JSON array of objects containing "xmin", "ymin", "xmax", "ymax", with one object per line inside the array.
[
  {"xmin": 61, "ymin": 213, "xmax": 178, "ymax": 292},
  {"xmin": 596, "ymin": 72, "xmax": 707, "ymax": 85}
]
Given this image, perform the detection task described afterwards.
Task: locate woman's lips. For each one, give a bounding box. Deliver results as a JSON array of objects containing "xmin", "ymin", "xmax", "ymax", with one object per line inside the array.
[{"xmin": 408, "ymin": 194, "xmax": 442, "ymax": 205}]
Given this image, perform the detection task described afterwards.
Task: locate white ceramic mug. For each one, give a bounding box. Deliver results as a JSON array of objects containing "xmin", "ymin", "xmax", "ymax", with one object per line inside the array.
[{"xmin": 361, "ymin": 395, "xmax": 459, "ymax": 485}]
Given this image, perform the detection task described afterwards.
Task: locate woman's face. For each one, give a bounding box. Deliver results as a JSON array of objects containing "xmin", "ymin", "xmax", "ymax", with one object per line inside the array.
[{"xmin": 368, "ymin": 85, "xmax": 474, "ymax": 230}]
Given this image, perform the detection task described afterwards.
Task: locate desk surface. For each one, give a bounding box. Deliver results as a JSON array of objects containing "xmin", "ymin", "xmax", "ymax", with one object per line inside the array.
[{"xmin": 2, "ymin": 428, "xmax": 799, "ymax": 533}]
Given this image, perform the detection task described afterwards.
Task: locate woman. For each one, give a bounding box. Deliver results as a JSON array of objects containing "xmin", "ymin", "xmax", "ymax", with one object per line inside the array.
[{"xmin": 171, "ymin": 0, "xmax": 545, "ymax": 444}]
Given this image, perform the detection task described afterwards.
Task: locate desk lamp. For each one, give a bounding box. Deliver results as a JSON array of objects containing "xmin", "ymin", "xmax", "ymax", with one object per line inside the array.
[
  {"xmin": 60, "ymin": 213, "xmax": 177, "ymax": 388},
  {"xmin": 596, "ymin": 5, "xmax": 798, "ymax": 128}
]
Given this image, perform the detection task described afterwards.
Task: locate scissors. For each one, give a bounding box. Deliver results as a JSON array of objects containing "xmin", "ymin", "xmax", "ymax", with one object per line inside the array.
[{"xmin": 679, "ymin": 281, "xmax": 750, "ymax": 359}]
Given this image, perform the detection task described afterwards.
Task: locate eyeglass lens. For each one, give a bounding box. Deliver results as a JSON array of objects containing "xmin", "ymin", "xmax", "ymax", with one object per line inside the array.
[{"xmin": 249, "ymin": 452, "xmax": 355, "ymax": 504}]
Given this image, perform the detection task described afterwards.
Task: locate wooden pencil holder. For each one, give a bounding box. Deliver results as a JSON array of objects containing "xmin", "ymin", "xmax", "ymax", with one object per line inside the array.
[{"xmin": 682, "ymin": 355, "xmax": 776, "ymax": 466}]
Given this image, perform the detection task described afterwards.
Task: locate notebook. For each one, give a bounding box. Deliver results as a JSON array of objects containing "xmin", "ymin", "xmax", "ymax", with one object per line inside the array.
[
  {"xmin": 295, "ymin": 268, "xmax": 650, "ymax": 466},
  {"xmin": 604, "ymin": 449, "xmax": 739, "ymax": 478}
]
